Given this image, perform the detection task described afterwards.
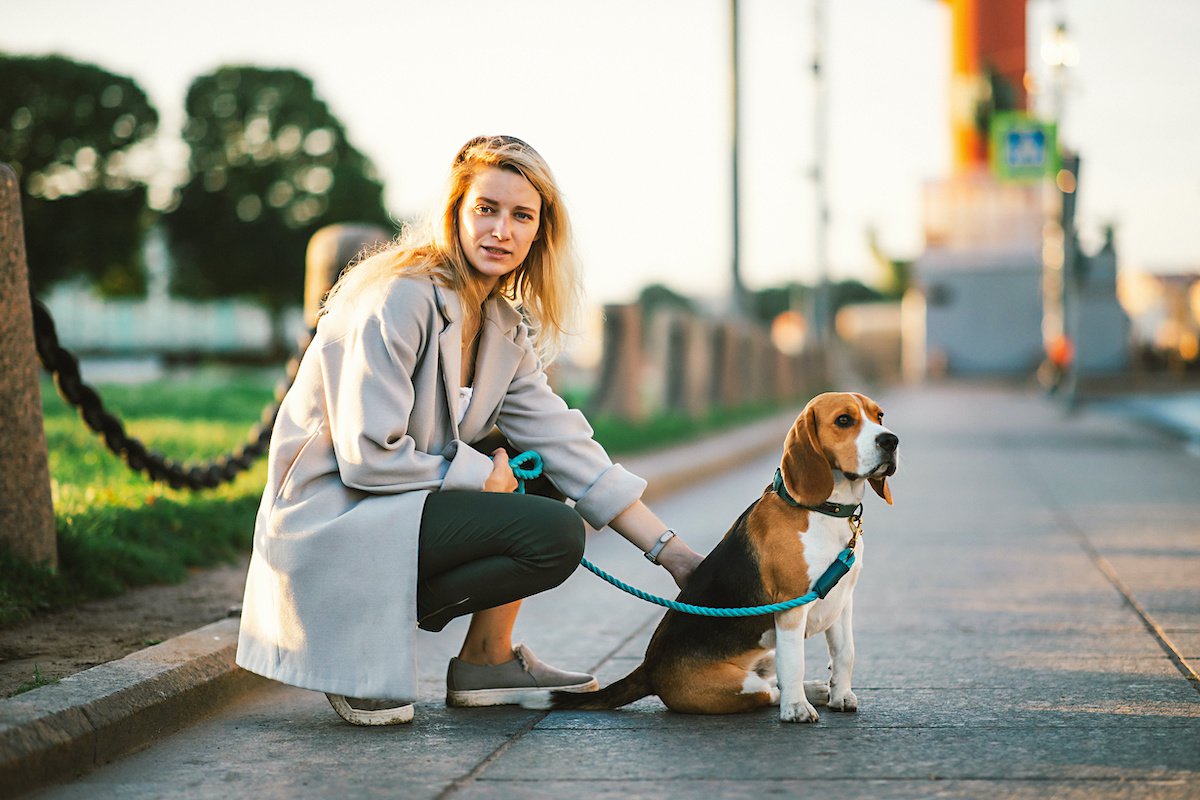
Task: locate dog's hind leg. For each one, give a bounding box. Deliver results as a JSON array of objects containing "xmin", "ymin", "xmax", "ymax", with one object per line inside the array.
[
  {"xmin": 658, "ymin": 660, "xmax": 777, "ymax": 714},
  {"xmin": 803, "ymin": 680, "xmax": 831, "ymax": 706}
]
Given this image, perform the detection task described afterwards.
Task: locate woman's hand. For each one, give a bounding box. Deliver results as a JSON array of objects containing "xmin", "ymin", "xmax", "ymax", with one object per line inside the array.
[
  {"xmin": 657, "ymin": 537, "xmax": 705, "ymax": 590},
  {"xmin": 483, "ymin": 448, "xmax": 519, "ymax": 493}
]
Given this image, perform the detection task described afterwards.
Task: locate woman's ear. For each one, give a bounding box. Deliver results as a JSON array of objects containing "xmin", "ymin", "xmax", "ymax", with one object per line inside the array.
[
  {"xmin": 780, "ymin": 407, "xmax": 833, "ymax": 506},
  {"xmin": 869, "ymin": 476, "xmax": 893, "ymax": 505}
]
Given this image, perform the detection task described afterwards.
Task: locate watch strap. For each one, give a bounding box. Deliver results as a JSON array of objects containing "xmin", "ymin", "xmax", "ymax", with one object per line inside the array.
[{"xmin": 643, "ymin": 528, "xmax": 677, "ymax": 564}]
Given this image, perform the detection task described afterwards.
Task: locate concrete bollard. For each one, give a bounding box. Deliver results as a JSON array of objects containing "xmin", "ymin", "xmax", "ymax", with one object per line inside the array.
[
  {"xmin": 661, "ymin": 309, "xmax": 688, "ymax": 416},
  {"xmin": 589, "ymin": 304, "xmax": 644, "ymax": 421},
  {"xmin": 303, "ymin": 223, "xmax": 392, "ymax": 328},
  {"xmin": 680, "ymin": 314, "xmax": 713, "ymax": 420},
  {"xmin": 0, "ymin": 164, "xmax": 57, "ymax": 567}
]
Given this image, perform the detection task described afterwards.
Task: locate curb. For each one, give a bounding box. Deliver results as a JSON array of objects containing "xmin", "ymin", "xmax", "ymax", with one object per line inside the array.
[
  {"xmin": 0, "ymin": 409, "xmax": 795, "ymax": 797},
  {"xmin": 0, "ymin": 619, "xmax": 267, "ymax": 797}
]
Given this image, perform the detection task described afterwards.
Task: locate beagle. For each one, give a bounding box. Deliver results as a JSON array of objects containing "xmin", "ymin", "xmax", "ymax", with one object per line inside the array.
[{"xmin": 548, "ymin": 392, "xmax": 898, "ymax": 722}]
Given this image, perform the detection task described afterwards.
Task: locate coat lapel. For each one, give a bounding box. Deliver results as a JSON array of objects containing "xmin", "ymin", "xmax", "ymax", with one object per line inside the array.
[
  {"xmin": 458, "ymin": 295, "xmax": 525, "ymax": 440},
  {"xmin": 432, "ymin": 282, "xmax": 463, "ymax": 439}
]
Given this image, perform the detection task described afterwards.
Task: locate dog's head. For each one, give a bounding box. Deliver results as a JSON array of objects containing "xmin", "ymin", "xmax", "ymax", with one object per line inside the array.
[{"xmin": 780, "ymin": 392, "xmax": 898, "ymax": 506}]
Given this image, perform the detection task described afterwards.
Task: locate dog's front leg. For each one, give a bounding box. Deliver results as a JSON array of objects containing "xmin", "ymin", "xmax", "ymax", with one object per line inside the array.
[
  {"xmin": 825, "ymin": 596, "xmax": 857, "ymax": 712},
  {"xmin": 775, "ymin": 607, "xmax": 819, "ymax": 723}
]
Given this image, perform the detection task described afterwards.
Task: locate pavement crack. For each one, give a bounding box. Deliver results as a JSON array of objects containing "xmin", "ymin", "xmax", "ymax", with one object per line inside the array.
[{"xmin": 1010, "ymin": 443, "xmax": 1200, "ymax": 695}]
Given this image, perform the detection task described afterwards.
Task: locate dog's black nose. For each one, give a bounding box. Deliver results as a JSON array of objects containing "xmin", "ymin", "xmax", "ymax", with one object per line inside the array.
[{"xmin": 876, "ymin": 433, "xmax": 899, "ymax": 453}]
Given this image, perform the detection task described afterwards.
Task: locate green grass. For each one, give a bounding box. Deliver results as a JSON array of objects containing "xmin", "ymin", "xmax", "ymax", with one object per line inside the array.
[
  {"xmin": 587, "ymin": 401, "xmax": 787, "ymax": 456},
  {"xmin": 1, "ymin": 368, "xmax": 789, "ymax": 625},
  {"xmin": 0, "ymin": 368, "xmax": 274, "ymax": 625}
]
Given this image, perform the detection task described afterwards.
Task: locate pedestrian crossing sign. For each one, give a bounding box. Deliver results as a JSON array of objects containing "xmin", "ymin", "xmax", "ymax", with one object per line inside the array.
[{"xmin": 990, "ymin": 113, "xmax": 1059, "ymax": 183}]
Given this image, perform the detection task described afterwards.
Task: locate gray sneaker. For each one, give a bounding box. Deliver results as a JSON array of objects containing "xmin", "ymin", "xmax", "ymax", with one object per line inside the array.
[
  {"xmin": 446, "ymin": 644, "xmax": 598, "ymax": 707},
  {"xmin": 326, "ymin": 693, "xmax": 415, "ymax": 725}
]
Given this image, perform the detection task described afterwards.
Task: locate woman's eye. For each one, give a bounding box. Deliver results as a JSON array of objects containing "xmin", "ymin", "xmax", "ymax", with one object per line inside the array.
[
  {"xmin": 475, "ymin": 204, "xmax": 493, "ymax": 214},
  {"xmin": 835, "ymin": 414, "xmax": 853, "ymax": 428}
]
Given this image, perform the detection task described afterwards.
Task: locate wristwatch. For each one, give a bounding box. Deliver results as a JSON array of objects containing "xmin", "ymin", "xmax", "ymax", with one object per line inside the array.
[{"xmin": 644, "ymin": 528, "xmax": 677, "ymax": 564}]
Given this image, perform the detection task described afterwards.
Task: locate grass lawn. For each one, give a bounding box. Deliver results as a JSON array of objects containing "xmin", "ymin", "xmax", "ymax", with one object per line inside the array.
[
  {"xmin": 0, "ymin": 368, "xmax": 274, "ymax": 625},
  {"xmin": 0, "ymin": 367, "xmax": 785, "ymax": 624}
]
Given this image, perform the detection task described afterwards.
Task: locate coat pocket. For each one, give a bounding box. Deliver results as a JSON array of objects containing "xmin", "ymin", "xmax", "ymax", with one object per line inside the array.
[{"xmin": 275, "ymin": 427, "xmax": 329, "ymax": 503}]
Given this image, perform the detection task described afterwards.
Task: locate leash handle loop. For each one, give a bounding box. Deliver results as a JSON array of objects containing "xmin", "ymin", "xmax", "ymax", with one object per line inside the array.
[{"xmin": 508, "ymin": 450, "xmax": 543, "ymax": 494}]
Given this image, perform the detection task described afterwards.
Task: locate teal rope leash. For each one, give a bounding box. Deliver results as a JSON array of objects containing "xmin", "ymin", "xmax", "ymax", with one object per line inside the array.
[
  {"xmin": 508, "ymin": 450, "xmax": 543, "ymax": 494},
  {"xmin": 578, "ymin": 549, "xmax": 855, "ymax": 617},
  {"xmin": 508, "ymin": 450, "xmax": 857, "ymax": 618}
]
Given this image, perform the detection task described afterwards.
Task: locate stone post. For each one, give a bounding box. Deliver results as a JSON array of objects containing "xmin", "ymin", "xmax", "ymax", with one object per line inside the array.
[
  {"xmin": 304, "ymin": 223, "xmax": 391, "ymax": 328},
  {"xmin": 681, "ymin": 314, "xmax": 713, "ymax": 420},
  {"xmin": 0, "ymin": 164, "xmax": 57, "ymax": 567},
  {"xmin": 589, "ymin": 304, "xmax": 644, "ymax": 420}
]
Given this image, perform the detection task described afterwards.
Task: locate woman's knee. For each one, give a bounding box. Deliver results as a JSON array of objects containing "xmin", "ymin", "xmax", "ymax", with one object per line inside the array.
[{"xmin": 520, "ymin": 499, "xmax": 585, "ymax": 575}]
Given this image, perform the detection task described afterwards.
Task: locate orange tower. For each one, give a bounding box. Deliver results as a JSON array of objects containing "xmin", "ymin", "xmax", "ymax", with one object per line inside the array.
[{"xmin": 947, "ymin": 0, "xmax": 1028, "ymax": 172}]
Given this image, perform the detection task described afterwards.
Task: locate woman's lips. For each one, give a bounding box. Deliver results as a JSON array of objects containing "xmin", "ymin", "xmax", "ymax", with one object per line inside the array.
[{"xmin": 483, "ymin": 246, "xmax": 510, "ymax": 257}]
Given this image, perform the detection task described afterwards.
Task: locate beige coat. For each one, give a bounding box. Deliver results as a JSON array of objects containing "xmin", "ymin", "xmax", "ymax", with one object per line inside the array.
[{"xmin": 235, "ymin": 275, "xmax": 646, "ymax": 699}]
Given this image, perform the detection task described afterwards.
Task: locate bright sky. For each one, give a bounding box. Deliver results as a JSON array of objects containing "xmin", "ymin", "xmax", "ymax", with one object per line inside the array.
[{"xmin": 3, "ymin": 0, "xmax": 1199, "ymax": 305}]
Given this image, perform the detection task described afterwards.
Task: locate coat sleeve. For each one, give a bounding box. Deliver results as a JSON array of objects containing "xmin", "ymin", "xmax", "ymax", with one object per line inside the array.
[
  {"xmin": 318, "ymin": 286, "xmax": 494, "ymax": 494},
  {"xmin": 496, "ymin": 325, "xmax": 646, "ymax": 530}
]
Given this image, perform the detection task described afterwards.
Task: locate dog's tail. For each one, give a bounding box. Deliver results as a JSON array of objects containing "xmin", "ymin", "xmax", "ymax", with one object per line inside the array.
[{"xmin": 525, "ymin": 665, "xmax": 653, "ymax": 711}]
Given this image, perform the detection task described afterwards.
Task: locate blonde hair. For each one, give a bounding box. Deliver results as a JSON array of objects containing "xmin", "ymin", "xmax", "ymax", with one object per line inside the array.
[{"xmin": 323, "ymin": 135, "xmax": 581, "ymax": 362}]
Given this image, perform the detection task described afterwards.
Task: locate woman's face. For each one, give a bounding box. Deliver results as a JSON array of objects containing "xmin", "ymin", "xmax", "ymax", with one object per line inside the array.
[{"xmin": 458, "ymin": 166, "xmax": 542, "ymax": 290}]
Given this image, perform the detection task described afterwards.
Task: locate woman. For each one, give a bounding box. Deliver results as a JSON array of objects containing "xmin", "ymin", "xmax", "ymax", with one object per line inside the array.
[{"xmin": 236, "ymin": 135, "xmax": 703, "ymax": 726}]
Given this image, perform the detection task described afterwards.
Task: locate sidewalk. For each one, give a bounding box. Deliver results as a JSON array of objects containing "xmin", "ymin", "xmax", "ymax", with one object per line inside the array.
[
  {"xmin": 0, "ymin": 408, "xmax": 797, "ymax": 797},
  {"xmin": 7, "ymin": 382, "xmax": 1200, "ymax": 798}
]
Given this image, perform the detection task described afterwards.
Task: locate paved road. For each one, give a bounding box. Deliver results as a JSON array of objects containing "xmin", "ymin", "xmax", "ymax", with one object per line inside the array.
[{"xmin": 29, "ymin": 382, "xmax": 1200, "ymax": 799}]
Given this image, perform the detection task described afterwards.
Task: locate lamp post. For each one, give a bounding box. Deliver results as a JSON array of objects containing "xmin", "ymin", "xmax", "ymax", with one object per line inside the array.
[{"xmin": 1041, "ymin": 16, "xmax": 1081, "ymax": 407}]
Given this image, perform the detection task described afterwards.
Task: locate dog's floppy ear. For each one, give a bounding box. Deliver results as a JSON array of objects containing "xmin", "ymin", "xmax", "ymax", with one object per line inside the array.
[
  {"xmin": 869, "ymin": 476, "xmax": 893, "ymax": 505},
  {"xmin": 780, "ymin": 406, "xmax": 833, "ymax": 506}
]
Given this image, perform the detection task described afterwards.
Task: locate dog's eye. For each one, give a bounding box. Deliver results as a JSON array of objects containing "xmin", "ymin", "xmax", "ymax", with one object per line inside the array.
[
  {"xmin": 877, "ymin": 412, "xmax": 885, "ymax": 422},
  {"xmin": 835, "ymin": 414, "xmax": 853, "ymax": 428}
]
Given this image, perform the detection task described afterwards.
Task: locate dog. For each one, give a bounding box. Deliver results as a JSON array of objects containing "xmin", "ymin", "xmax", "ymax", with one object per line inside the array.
[{"xmin": 547, "ymin": 391, "xmax": 898, "ymax": 723}]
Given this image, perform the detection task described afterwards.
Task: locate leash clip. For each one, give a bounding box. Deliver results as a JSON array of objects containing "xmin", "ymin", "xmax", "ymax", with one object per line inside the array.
[{"xmin": 847, "ymin": 505, "xmax": 864, "ymax": 550}]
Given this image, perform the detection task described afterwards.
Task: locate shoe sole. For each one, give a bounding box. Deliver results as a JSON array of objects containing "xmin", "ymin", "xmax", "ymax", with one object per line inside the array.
[
  {"xmin": 446, "ymin": 678, "xmax": 599, "ymax": 708},
  {"xmin": 326, "ymin": 693, "xmax": 415, "ymax": 725}
]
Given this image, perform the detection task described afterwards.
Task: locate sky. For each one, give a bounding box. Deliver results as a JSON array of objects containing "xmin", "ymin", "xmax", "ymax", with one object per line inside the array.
[{"xmin": 3, "ymin": 0, "xmax": 1199, "ymax": 306}]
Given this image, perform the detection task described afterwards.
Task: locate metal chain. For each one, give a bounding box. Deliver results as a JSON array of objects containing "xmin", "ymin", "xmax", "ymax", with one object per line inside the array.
[{"xmin": 30, "ymin": 293, "xmax": 311, "ymax": 490}]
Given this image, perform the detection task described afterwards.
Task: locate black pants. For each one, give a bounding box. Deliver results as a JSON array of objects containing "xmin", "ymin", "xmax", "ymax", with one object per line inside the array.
[{"xmin": 415, "ymin": 435, "xmax": 585, "ymax": 632}]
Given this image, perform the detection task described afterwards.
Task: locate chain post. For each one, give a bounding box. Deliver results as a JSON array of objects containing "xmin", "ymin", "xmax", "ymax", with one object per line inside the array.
[
  {"xmin": 304, "ymin": 223, "xmax": 391, "ymax": 329},
  {"xmin": 0, "ymin": 164, "xmax": 57, "ymax": 567}
]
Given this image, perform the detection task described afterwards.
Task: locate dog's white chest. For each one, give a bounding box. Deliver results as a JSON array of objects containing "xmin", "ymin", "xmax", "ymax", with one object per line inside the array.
[{"xmin": 799, "ymin": 520, "xmax": 862, "ymax": 637}]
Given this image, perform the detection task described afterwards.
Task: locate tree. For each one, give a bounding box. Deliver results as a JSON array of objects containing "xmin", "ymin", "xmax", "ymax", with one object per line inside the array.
[
  {"xmin": 0, "ymin": 54, "xmax": 158, "ymax": 296},
  {"xmin": 163, "ymin": 66, "xmax": 393, "ymax": 349},
  {"xmin": 748, "ymin": 283, "xmax": 809, "ymax": 326}
]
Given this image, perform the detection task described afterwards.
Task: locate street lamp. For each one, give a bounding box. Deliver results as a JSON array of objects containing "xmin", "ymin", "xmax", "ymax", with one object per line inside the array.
[{"xmin": 1039, "ymin": 17, "xmax": 1081, "ymax": 407}]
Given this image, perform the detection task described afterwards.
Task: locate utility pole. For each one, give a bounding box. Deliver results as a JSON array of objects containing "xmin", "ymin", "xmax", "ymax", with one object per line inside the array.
[
  {"xmin": 810, "ymin": 0, "xmax": 831, "ymax": 343},
  {"xmin": 730, "ymin": 0, "xmax": 746, "ymax": 317}
]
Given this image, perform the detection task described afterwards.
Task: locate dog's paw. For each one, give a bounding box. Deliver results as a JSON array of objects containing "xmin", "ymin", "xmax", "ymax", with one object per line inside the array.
[
  {"xmin": 780, "ymin": 700, "xmax": 821, "ymax": 723},
  {"xmin": 827, "ymin": 689, "xmax": 858, "ymax": 712},
  {"xmin": 803, "ymin": 680, "xmax": 830, "ymax": 707}
]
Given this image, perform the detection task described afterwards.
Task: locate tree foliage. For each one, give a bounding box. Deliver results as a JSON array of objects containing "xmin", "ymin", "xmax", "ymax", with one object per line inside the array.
[
  {"xmin": 163, "ymin": 66, "xmax": 392, "ymax": 318},
  {"xmin": 0, "ymin": 54, "xmax": 158, "ymax": 295}
]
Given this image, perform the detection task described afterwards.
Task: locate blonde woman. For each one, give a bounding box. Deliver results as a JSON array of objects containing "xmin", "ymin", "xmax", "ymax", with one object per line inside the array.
[{"xmin": 236, "ymin": 135, "xmax": 703, "ymax": 725}]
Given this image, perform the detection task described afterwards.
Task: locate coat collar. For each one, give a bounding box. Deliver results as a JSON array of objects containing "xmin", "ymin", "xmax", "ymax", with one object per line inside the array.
[{"xmin": 431, "ymin": 279, "xmax": 523, "ymax": 334}]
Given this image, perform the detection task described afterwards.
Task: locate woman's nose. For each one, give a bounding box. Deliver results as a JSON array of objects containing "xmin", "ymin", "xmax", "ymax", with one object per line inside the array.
[{"xmin": 492, "ymin": 217, "xmax": 510, "ymax": 240}]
